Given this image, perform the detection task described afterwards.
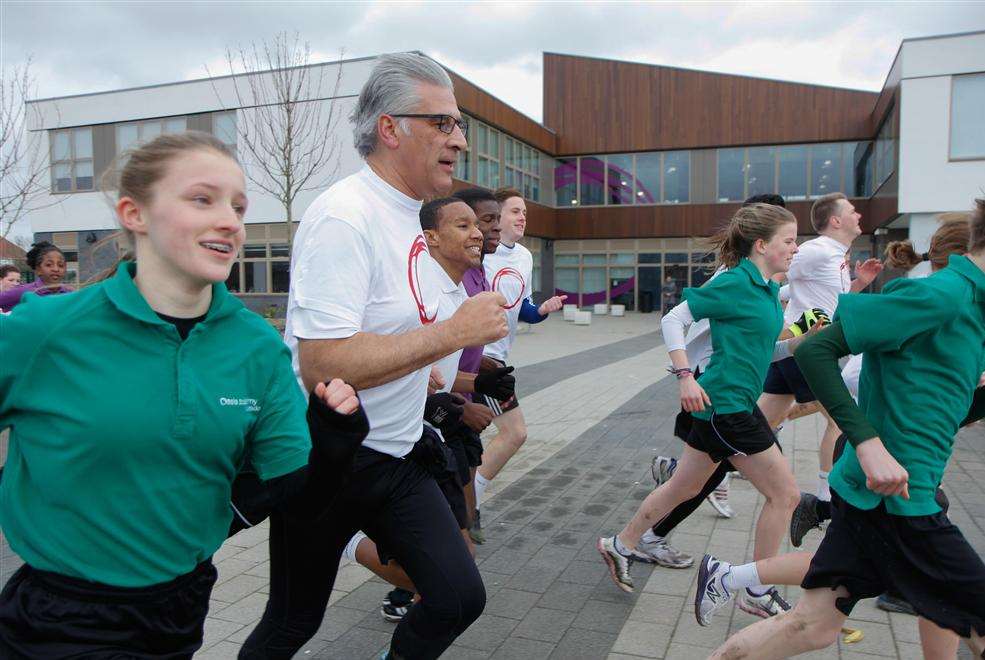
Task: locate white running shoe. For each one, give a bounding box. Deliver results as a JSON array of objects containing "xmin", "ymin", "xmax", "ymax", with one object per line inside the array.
[
  {"xmin": 737, "ymin": 587, "xmax": 791, "ymax": 619},
  {"xmin": 650, "ymin": 456, "xmax": 677, "ymax": 485},
  {"xmin": 631, "ymin": 536, "xmax": 694, "ymax": 569},
  {"xmin": 694, "ymin": 554, "xmax": 735, "ymax": 626},
  {"xmin": 706, "ymin": 475, "xmax": 733, "ymax": 518},
  {"xmin": 597, "ymin": 536, "xmax": 634, "ymax": 592}
]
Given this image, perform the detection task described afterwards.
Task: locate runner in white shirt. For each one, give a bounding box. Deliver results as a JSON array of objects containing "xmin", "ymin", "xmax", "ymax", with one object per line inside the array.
[
  {"xmin": 242, "ymin": 54, "xmax": 508, "ymax": 660},
  {"xmin": 470, "ymin": 188, "xmax": 566, "ymax": 541},
  {"xmin": 758, "ymin": 193, "xmax": 882, "ymax": 531}
]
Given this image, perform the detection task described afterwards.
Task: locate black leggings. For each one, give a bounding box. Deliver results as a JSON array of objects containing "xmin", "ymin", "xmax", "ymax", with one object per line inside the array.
[
  {"xmin": 651, "ymin": 459, "xmax": 732, "ymax": 537},
  {"xmin": 240, "ymin": 445, "xmax": 485, "ymax": 660}
]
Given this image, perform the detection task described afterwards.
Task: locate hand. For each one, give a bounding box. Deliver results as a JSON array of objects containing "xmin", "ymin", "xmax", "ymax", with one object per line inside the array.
[
  {"xmin": 428, "ymin": 366, "xmax": 445, "ymax": 395},
  {"xmin": 479, "ymin": 356, "xmax": 501, "ymax": 374},
  {"xmin": 424, "ymin": 392, "xmax": 466, "ymax": 429},
  {"xmin": 679, "ymin": 375, "xmax": 711, "ymax": 413},
  {"xmin": 978, "ymin": 371, "xmax": 984, "ymax": 388},
  {"xmin": 473, "ymin": 365, "xmax": 515, "ymax": 400},
  {"xmin": 854, "ymin": 258, "xmax": 883, "ymax": 287},
  {"xmin": 461, "ymin": 401, "xmax": 494, "ymax": 432},
  {"xmin": 314, "ymin": 378, "xmax": 360, "ymax": 415},
  {"xmin": 856, "ymin": 438, "xmax": 909, "ymax": 499},
  {"xmin": 538, "ymin": 295, "xmax": 567, "ymax": 316},
  {"xmin": 450, "ymin": 291, "xmax": 509, "ymax": 347}
]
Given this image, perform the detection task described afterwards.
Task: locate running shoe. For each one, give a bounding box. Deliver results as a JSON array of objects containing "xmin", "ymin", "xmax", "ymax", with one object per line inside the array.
[
  {"xmin": 380, "ymin": 588, "xmax": 414, "ymax": 622},
  {"xmin": 694, "ymin": 554, "xmax": 735, "ymax": 626},
  {"xmin": 737, "ymin": 587, "xmax": 791, "ymax": 618},
  {"xmin": 706, "ymin": 476, "xmax": 733, "ymax": 518},
  {"xmin": 876, "ymin": 593, "xmax": 917, "ymax": 616},
  {"xmin": 469, "ymin": 509, "xmax": 485, "ymax": 545},
  {"xmin": 631, "ymin": 535, "xmax": 693, "ymax": 568},
  {"xmin": 597, "ymin": 536, "xmax": 634, "ymax": 592},
  {"xmin": 790, "ymin": 492, "xmax": 823, "ymax": 548},
  {"xmin": 650, "ymin": 455, "xmax": 677, "ymax": 485}
]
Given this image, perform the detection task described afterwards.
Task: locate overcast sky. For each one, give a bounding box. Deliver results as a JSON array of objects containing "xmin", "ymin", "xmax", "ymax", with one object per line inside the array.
[{"xmin": 2, "ymin": 1, "xmax": 984, "ymax": 243}]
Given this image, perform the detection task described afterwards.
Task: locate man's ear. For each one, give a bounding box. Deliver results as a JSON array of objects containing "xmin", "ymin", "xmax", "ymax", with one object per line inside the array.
[
  {"xmin": 116, "ymin": 197, "xmax": 148, "ymax": 236},
  {"xmin": 378, "ymin": 115, "xmax": 402, "ymax": 150},
  {"xmin": 423, "ymin": 227, "xmax": 440, "ymax": 249}
]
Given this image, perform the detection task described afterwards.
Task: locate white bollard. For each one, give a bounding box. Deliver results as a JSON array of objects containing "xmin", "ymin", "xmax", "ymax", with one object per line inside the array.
[
  {"xmin": 574, "ymin": 310, "xmax": 592, "ymax": 325},
  {"xmin": 562, "ymin": 304, "xmax": 578, "ymax": 321},
  {"xmin": 593, "ymin": 303, "xmax": 608, "ymax": 315},
  {"xmin": 610, "ymin": 304, "xmax": 625, "ymax": 317}
]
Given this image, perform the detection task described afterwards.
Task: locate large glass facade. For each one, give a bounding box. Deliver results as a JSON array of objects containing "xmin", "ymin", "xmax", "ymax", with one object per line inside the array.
[
  {"xmin": 662, "ymin": 151, "xmax": 689, "ymax": 203},
  {"xmin": 717, "ymin": 148, "xmax": 745, "ymax": 201},
  {"xmin": 778, "ymin": 145, "xmax": 808, "ymax": 200}
]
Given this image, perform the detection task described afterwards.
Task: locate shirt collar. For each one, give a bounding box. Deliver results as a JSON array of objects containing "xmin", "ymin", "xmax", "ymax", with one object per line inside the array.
[
  {"xmin": 946, "ymin": 254, "xmax": 985, "ymax": 301},
  {"xmin": 361, "ymin": 164, "xmax": 423, "ymax": 214},
  {"xmin": 431, "ymin": 258, "xmax": 463, "ymax": 294},
  {"xmin": 103, "ymin": 261, "xmax": 242, "ymax": 326},
  {"xmin": 736, "ymin": 257, "xmax": 777, "ymax": 293}
]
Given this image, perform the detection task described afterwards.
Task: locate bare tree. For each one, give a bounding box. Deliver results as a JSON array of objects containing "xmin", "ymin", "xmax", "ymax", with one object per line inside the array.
[
  {"xmin": 1, "ymin": 57, "xmax": 60, "ymax": 241},
  {"xmin": 207, "ymin": 33, "xmax": 344, "ymax": 247}
]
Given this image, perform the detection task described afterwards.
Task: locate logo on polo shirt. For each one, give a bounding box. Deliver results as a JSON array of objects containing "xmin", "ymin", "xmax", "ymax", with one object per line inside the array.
[
  {"xmin": 492, "ymin": 267, "xmax": 525, "ymax": 309},
  {"xmin": 219, "ymin": 397, "xmax": 260, "ymax": 412},
  {"xmin": 407, "ymin": 235, "xmax": 437, "ymax": 325}
]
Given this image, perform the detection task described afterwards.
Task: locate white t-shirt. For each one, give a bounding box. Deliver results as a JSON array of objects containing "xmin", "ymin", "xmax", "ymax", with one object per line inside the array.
[
  {"xmin": 285, "ymin": 165, "xmax": 441, "ymax": 458},
  {"xmin": 680, "ymin": 266, "xmax": 725, "ymax": 373},
  {"xmin": 482, "ymin": 241, "xmax": 534, "ymax": 361},
  {"xmin": 430, "ymin": 259, "xmax": 468, "ymax": 395},
  {"xmin": 783, "ymin": 235, "xmax": 852, "ymax": 324}
]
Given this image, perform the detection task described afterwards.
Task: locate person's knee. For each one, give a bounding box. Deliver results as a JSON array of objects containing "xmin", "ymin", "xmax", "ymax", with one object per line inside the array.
[
  {"xmin": 764, "ymin": 484, "xmax": 801, "ymax": 512},
  {"xmin": 426, "ymin": 572, "xmax": 486, "ymax": 631},
  {"xmin": 665, "ymin": 473, "xmax": 705, "ymax": 501},
  {"xmin": 501, "ymin": 423, "xmax": 527, "ymax": 452},
  {"xmin": 786, "ymin": 606, "xmax": 841, "ymax": 650}
]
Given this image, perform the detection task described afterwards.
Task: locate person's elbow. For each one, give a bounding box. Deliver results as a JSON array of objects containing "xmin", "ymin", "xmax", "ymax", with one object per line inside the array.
[{"xmin": 298, "ymin": 336, "xmax": 353, "ymax": 392}]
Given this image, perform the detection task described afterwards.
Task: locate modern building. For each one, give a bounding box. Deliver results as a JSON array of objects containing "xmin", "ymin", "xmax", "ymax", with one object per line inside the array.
[{"xmin": 24, "ymin": 30, "xmax": 985, "ymax": 314}]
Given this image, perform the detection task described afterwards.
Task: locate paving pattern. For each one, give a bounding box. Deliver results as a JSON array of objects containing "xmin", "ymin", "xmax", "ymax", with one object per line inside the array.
[{"xmin": 2, "ymin": 313, "xmax": 982, "ymax": 659}]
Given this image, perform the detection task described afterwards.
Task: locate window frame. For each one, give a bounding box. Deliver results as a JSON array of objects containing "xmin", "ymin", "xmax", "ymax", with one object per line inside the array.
[
  {"xmin": 49, "ymin": 127, "xmax": 94, "ymax": 193},
  {"xmin": 949, "ymin": 73, "xmax": 985, "ymax": 162}
]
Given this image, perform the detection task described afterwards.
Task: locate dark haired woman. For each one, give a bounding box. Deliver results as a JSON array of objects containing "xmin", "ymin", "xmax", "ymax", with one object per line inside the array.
[{"xmin": 0, "ymin": 241, "xmax": 72, "ymax": 311}]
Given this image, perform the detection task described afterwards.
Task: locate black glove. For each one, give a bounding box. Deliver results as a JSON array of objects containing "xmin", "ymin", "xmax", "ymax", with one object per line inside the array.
[
  {"xmin": 788, "ymin": 307, "xmax": 830, "ymax": 336},
  {"xmin": 424, "ymin": 392, "xmax": 465, "ymax": 430},
  {"xmin": 473, "ymin": 366, "xmax": 516, "ymax": 400}
]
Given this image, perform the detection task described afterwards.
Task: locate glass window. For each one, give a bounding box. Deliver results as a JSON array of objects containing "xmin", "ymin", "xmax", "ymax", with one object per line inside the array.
[
  {"xmin": 635, "ymin": 152, "xmax": 660, "ymax": 204},
  {"xmin": 581, "ymin": 268, "xmax": 606, "ymax": 295},
  {"xmin": 53, "ymin": 163, "xmax": 72, "ymax": 192},
  {"xmin": 53, "ymin": 132, "xmax": 71, "ymax": 161},
  {"xmin": 847, "ymin": 141, "xmax": 873, "ymax": 198},
  {"xmin": 717, "ymin": 148, "xmax": 744, "ymax": 201},
  {"xmin": 245, "ymin": 262, "xmax": 268, "ymax": 293},
  {"xmin": 455, "ymin": 147, "xmax": 470, "ymax": 181},
  {"xmin": 142, "ymin": 121, "xmax": 162, "ymax": 140},
  {"xmin": 746, "ymin": 146, "xmax": 776, "ymax": 198},
  {"xmin": 74, "ymin": 127, "xmax": 93, "ymax": 159},
  {"xmin": 579, "ymin": 157, "xmax": 605, "ymax": 206},
  {"xmin": 873, "ymin": 110, "xmax": 895, "ymax": 189},
  {"xmin": 117, "ymin": 124, "xmax": 139, "ymax": 153},
  {"xmin": 777, "ymin": 146, "xmax": 807, "ymax": 200},
  {"xmin": 810, "ymin": 143, "xmax": 842, "ymax": 197},
  {"xmin": 505, "ymin": 139, "xmax": 514, "ymax": 166},
  {"xmin": 582, "ymin": 254, "xmax": 606, "ymax": 265},
  {"xmin": 74, "ymin": 161, "xmax": 94, "ymax": 190},
  {"xmin": 665, "ymin": 252, "xmax": 688, "ymax": 263},
  {"xmin": 606, "ymin": 154, "xmax": 634, "ymax": 205},
  {"xmin": 609, "ymin": 253, "xmax": 634, "ymax": 264},
  {"xmin": 476, "ymin": 125, "xmax": 488, "ymax": 154},
  {"xmin": 50, "ymin": 127, "xmax": 94, "ymax": 192},
  {"xmin": 225, "ymin": 264, "xmax": 241, "ymax": 292},
  {"xmin": 271, "ymin": 261, "xmax": 290, "ymax": 293},
  {"xmin": 554, "ymin": 268, "xmax": 579, "ymax": 294},
  {"xmin": 270, "ymin": 243, "xmax": 290, "ymax": 257},
  {"xmin": 638, "ymin": 253, "xmax": 661, "ymax": 264},
  {"xmin": 662, "ymin": 151, "xmax": 689, "ymax": 203},
  {"xmin": 555, "ymin": 254, "xmax": 579, "ymax": 266},
  {"xmin": 164, "ymin": 117, "xmax": 186, "ymax": 134},
  {"xmin": 244, "ymin": 245, "xmax": 267, "ymax": 258},
  {"xmin": 951, "ymin": 73, "xmax": 985, "ymax": 159},
  {"xmin": 213, "ymin": 111, "xmax": 237, "ymax": 146}
]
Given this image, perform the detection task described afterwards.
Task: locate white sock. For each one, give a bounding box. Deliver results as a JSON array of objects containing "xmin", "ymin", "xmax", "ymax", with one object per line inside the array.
[
  {"xmin": 640, "ymin": 529, "xmax": 663, "ymax": 544},
  {"xmin": 817, "ymin": 471, "xmax": 831, "ymax": 502},
  {"xmin": 343, "ymin": 531, "xmax": 367, "ymax": 562},
  {"xmin": 474, "ymin": 473, "xmax": 490, "ymax": 508},
  {"xmin": 722, "ymin": 561, "xmax": 760, "ymax": 593}
]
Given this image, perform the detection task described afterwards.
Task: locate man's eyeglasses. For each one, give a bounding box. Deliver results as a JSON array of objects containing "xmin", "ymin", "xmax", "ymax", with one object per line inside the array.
[{"xmin": 390, "ymin": 114, "xmax": 469, "ymax": 138}]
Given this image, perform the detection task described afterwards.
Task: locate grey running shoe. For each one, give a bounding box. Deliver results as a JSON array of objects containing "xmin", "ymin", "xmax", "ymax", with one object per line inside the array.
[
  {"xmin": 598, "ymin": 536, "xmax": 634, "ymax": 592},
  {"xmin": 631, "ymin": 536, "xmax": 694, "ymax": 569},
  {"xmin": 380, "ymin": 588, "xmax": 414, "ymax": 622},
  {"xmin": 876, "ymin": 593, "xmax": 917, "ymax": 616},
  {"xmin": 706, "ymin": 476, "xmax": 733, "ymax": 518},
  {"xmin": 469, "ymin": 509, "xmax": 485, "ymax": 545},
  {"xmin": 650, "ymin": 456, "xmax": 678, "ymax": 485},
  {"xmin": 737, "ymin": 587, "xmax": 791, "ymax": 619},
  {"xmin": 790, "ymin": 492, "xmax": 822, "ymax": 548},
  {"xmin": 694, "ymin": 554, "xmax": 735, "ymax": 626}
]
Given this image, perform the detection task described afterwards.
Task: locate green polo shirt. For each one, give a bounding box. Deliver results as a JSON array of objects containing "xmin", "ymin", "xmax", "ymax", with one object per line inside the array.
[
  {"xmin": 0, "ymin": 262, "xmax": 310, "ymax": 587},
  {"xmin": 831, "ymin": 254, "xmax": 985, "ymax": 515},
  {"xmin": 684, "ymin": 258, "xmax": 783, "ymax": 420}
]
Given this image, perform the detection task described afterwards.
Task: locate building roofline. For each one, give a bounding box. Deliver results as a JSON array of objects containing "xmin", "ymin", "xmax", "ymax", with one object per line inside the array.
[
  {"xmin": 900, "ymin": 28, "xmax": 985, "ymax": 44},
  {"xmin": 26, "ymin": 52, "xmax": 383, "ymax": 105},
  {"xmin": 542, "ymin": 51, "xmax": 880, "ymax": 95}
]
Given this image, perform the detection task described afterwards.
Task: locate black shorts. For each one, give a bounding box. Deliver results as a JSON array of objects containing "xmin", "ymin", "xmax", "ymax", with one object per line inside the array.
[
  {"xmin": 407, "ymin": 427, "xmax": 469, "ymax": 530},
  {"xmin": 0, "ymin": 560, "xmax": 217, "ymax": 659},
  {"xmin": 479, "ymin": 358, "xmax": 520, "ymax": 416},
  {"xmin": 685, "ymin": 407, "xmax": 776, "ymax": 463},
  {"xmin": 763, "ymin": 356, "xmax": 816, "ymax": 404},
  {"xmin": 802, "ymin": 493, "xmax": 985, "ymax": 638}
]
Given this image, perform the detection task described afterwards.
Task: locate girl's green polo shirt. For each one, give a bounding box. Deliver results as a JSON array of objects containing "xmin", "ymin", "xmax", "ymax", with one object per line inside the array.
[
  {"xmin": 830, "ymin": 254, "xmax": 985, "ymax": 516},
  {"xmin": 0, "ymin": 263, "xmax": 311, "ymax": 587},
  {"xmin": 683, "ymin": 258, "xmax": 783, "ymax": 421}
]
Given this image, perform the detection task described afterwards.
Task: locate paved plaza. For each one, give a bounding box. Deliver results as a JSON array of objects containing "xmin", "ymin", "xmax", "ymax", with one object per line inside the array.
[{"xmin": 2, "ymin": 313, "xmax": 983, "ymax": 659}]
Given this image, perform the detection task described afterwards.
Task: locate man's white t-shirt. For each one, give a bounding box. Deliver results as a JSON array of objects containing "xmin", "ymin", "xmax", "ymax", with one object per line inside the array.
[
  {"xmin": 285, "ymin": 165, "xmax": 441, "ymax": 458},
  {"xmin": 783, "ymin": 235, "xmax": 852, "ymax": 324},
  {"xmin": 430, "ymin": 259, "xmax": 468, "ymax": 395},
  {"xmin": 482, "ymin": 241, "xmax": 533, "ymax": 361}
]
